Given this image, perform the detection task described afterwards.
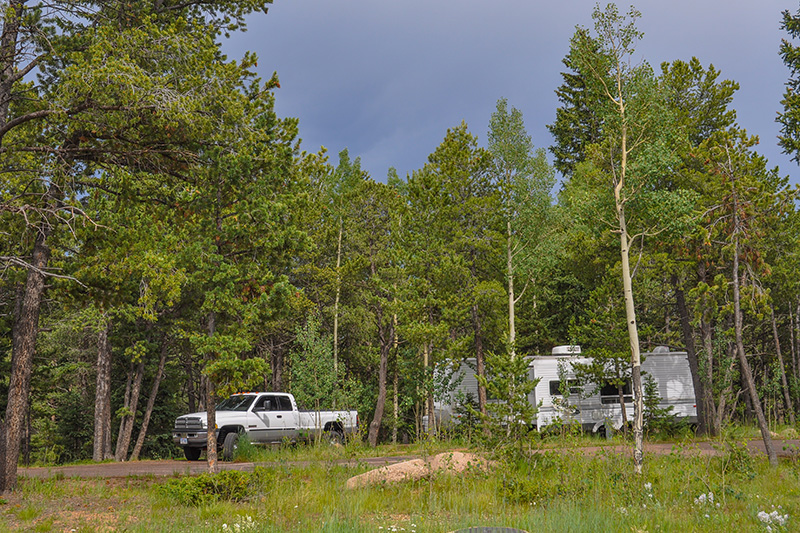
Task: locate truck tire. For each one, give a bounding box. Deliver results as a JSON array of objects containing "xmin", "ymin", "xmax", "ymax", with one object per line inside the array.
[
  {"xmin": 184, "ymin": 447, "xmax": 202, "ymax": 461},
  {"xmin": 324, "ymin": 429, "xmax": 344, "ymax": 446},
  {"xmin": 223, "ymin": 432, "xmax": 239, "ymax": 461}
]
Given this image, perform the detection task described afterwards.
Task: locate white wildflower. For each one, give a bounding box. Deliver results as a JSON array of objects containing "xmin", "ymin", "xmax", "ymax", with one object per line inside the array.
[
  {"xmin": 758, "ymin": 509, "xmax": 790, "ymax": 528},
  {"xmin": 644, "ymin": 482, "xmax": 652, "ymax": 491},
  {"xmin": 695, "ymin": 492, "xmax": 714, "ymax": 506}
]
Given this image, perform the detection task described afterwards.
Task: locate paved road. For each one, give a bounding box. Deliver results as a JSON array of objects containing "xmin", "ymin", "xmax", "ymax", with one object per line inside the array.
[
  {"xmin": 19, "ymin": 455, "xmax": 419, "ymax": 479},
  {"xmin": 18, "ymin": 440, "xmax": 800, "ymax": 480}
]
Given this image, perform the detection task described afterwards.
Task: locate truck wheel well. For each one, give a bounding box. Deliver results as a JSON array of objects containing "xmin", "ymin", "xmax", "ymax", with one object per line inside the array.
[
  {"xmin": 323, "ymin": 421, "xmax": 343, "ymax": 433},
  {"xmin": 217, "ymin": 426, "xmax": 245, "ymax": 446}
]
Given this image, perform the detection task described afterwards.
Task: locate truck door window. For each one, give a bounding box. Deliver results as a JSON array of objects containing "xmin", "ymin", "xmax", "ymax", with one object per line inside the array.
[
  {"xmin": 262, "ymin": 396, "xmax": 277, "ymax": 411},
  {"xmin": 253, "ymin": 396, "xmax": 269, "ymax": 411},
  {"xmin": 277, "ymin": 396, "xmax": 292, "ymax": 411}
]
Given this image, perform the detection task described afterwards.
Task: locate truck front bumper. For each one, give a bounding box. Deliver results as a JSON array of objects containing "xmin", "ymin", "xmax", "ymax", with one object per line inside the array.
[{"xmin": 172, "ymin": 429, "xmax": 219, "ymax": 448}]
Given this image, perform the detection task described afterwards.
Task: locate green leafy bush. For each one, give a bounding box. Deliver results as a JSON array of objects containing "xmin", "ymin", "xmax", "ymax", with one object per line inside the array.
[{"xmin": 159, "ymin": 470, "xmax": 254, "ymax": 506}]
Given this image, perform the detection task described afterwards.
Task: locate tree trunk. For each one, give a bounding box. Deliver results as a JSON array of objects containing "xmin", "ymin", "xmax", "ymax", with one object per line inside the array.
[
  {"xmin": 115, "ymin": 358, "xmax": 145, "ymax": 461},
  {"xmin": 732, "ymin": 233, "xmax": 777, "ymax": 465},
  {"xmin": 368, "ymin": 307, "xmax": 391, "ymax": 447},
  {"xmin": 205, "ymin": 311, "xmax": 219, "ymax": 473},
  {"xmin": 507, "ymin": 219, "xmax": 516, "ymax": 359},
  {"xmin": 771, "ymin": 306, "xmax": 795, "ymax": 425},
  {"xmin": 204, "ymin": 374, "xmax": 218, "ymax": 473},
  {"xmin": 795, "ymin": 301, "xmax": 800, "ymax": 390},
  {"xmin": 93, "ymin": 319, "xmax": 113, "ymax": 461},
  {"xmin": 0, "ymin": 1, "xmax": 23, "ymax": 134},
  {"xmin": 4, "ymin": 210, "xmax": 53, "ymax": 491},
  {"xmin": 333, "ymin": 218, "xmax": 343, "ymax": 377},
  {"xmin": 0, "ymin": 420, "xmax": 5, "ymax": 492},
  {"xmin": 473, "ymin": 305, "xmax": 488, "ymax": 417},
  {"xmin": 129, "ymin": 340, "xmax": 169, "ymax": 461},
  {"xmin": 617, "ymin": 208, "xmax": 644, "ymax": 473},
  {"xmin": 392, "ymin": 312, "xmax": 399, "ymax": 445},
  {"xmin": 271, "ymin": 343, "xmax": 284, "ymax": 392},
  {"xmin": 790, "ymin": 305, "xmax": 798, "ymax": 388},
  {"xmin": 674, "ymin": 277, "xmax": 710, "ymax": 435},
  {"xmin": 423, "ymin": 343, "xmax": 434, "ymax": 436}
]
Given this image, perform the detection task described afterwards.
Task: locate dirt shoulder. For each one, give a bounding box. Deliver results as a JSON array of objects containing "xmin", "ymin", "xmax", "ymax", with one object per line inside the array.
[{"xmin": 17, "ymin": 439, "xmax": 800, "ymax": 480}]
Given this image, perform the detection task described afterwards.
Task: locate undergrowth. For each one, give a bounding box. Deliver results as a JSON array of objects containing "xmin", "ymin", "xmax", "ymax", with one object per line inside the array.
[{"xmin": 7, "ymin": 433, "xmax": 800, "ymax": 532}]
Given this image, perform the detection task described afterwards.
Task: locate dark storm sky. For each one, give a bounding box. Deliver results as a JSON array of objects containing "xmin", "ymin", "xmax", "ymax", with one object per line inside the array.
[{"xmin": 224, "ymin": 1, "xmax": 800, "ymax": 186}]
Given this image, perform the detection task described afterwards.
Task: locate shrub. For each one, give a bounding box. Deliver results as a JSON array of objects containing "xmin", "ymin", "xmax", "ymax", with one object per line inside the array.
[{"xmin": 159, "ymin": 470, "xmax": 254, "ymax": 506}]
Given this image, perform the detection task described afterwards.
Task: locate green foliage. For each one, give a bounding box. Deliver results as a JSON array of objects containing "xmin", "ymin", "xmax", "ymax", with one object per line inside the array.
[
  {"xmin": 499, "ymin": 451, "xmax": 591, "ymax": 503},
  {"xmin": 476, "ymin": 348, "xmax": 539, "ymax": 443},
  {"xmin": 159, "ymin": 469, "xmax": 257, "ymax": 506},
  {"xmin": 779, "ymin": 6, "xmax": 800, "ymax": 163},
  {"xmin": 547, "ymin": 29, "xmax": 608, "ymax": 179},
  {"xmin": 289, "ymin": 316, "xmax": 356, "ymax": 411},
  {"xmin": 9, "ymin": 440, "xmax": 800, "ymax": 531},
  {"xmin": 643, "ymin": 374, "xmax": 689, "ymax": 438},
  {"xmin": 721, "ymin": 440, "xmax": 757, "ymax": 480}
]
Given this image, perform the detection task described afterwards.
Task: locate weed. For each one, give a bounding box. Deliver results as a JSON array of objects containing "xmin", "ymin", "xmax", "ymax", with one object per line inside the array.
[
  {"xmin": 723, "ymin": 440, "xmax": 757, "ymax": 479},
  {"xmin": 15, "ymin": 505, "xmax": 42, "ymax": 521}
]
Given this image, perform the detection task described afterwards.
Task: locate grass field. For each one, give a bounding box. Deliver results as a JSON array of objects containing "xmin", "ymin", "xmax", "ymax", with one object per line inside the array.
[{"xmin": 2, "ymin": 430, "xmax": 798, "ymax": 532}]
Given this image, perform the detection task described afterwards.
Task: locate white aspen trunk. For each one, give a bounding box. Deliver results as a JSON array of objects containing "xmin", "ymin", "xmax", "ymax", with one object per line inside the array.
[
  {"xmin": 423, "ymin": 343, "xmax": 434, "ymax": 435},
  {"xmin": 614, "ymin": 97, "xmax": 644, "ymax": 474},
  {"xmin": 392, "ymin": 311, "xmax": 399, "ymax": 444},
  {"xmin": 333, "ymin": 218, "xmax": 343, "ymax": 378},
  {"xmin": 619, "ymin": 220, "xmax": 644, "ymax": 472},
  {"xmin": 507, "ymin": 218, "xmax": 516, "ymax": 360}
]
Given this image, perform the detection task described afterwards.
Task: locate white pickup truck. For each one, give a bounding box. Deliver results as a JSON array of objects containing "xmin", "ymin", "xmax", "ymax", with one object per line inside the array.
[{"xmin": 172, "ymin": 392, "xmax": 359, "ymax": 461}]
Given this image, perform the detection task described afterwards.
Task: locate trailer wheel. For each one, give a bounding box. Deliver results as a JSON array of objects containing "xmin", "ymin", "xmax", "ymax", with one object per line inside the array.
[
  {"xmin": 184, "ymin": 447, "xmax": 202, "ymax": 461},
  {"xmin": 223, "ymin": 432, "xmax": 239, "ymax": 461}
]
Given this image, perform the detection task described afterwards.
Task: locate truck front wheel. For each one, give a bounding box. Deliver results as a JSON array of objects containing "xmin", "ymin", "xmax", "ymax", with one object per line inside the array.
[
  {"xmin": 223, "ymin": 432, "xmax": 239, "ymax": 461},
  {"xmin": 184, "ymin": 447, "xmax": 202, "ymax": 461}
]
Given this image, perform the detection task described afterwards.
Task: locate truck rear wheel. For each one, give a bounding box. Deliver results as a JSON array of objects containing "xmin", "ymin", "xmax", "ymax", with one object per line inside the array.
[
  {"xmin": 323, "ymin": 429, "xmax": 344, "ymax": 446},
  {"xmin": 223, "ymin": 432, "xmax": 239, "ymax": 461},
  {"xmin": 184, "ymin": 447, "xmax": 202, "ymax": 461}
]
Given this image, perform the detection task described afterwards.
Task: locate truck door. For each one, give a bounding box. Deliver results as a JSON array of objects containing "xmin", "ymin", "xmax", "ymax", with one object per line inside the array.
[
  {"xmin": 252, "ymin": 395, "xmax": 297, "ymax": 442},
  {"xmin": 248, "ymin": 395, "xmax": 274, "ymax": 443},
  {"xmin": 276, "ymin": 395, "xmax": 299, "ymax": 441}
]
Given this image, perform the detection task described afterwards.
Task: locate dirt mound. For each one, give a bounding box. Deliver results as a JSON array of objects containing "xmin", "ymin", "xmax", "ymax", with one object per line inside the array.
[{"xmin": 345, "ymin": 451, "xmax": 491, "ymax": 489}]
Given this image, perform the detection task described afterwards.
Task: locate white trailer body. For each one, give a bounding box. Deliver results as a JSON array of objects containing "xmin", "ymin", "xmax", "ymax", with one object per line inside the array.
[{"xmin": 431, "ymin": 345, "xmax": 696, "ymax": 433}]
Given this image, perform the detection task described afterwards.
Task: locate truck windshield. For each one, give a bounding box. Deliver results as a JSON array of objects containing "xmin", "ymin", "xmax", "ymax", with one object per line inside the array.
[{"xmin": 216, "ymin": 395, "xmax": 256, "ymax": 412}]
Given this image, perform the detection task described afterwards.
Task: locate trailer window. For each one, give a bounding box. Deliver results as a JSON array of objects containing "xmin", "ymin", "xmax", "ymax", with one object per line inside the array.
[
  {"xmin": 600, "ymin": 381, "xmax": 632, "ymax": 404},
  {"xmin": 549, "ymin": 380, "xmax": 581, "ymax": 396}
]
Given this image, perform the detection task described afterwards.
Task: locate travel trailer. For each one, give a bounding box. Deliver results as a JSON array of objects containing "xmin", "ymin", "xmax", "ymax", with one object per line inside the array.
[{"xmin": 430, "ymin": 345, "xmax": 697, "ymax": 434}]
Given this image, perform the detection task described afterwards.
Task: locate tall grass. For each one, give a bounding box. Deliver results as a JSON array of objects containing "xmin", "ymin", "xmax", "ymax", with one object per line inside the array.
[{"xmin": 6, "ymin": 435, "xmax": 800, "ymax": 532}]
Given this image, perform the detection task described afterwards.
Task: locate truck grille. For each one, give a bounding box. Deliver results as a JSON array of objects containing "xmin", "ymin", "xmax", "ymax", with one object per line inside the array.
[{"xmin": 175, "ymin": 417, "xmax": 203, "ymax": 430}]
